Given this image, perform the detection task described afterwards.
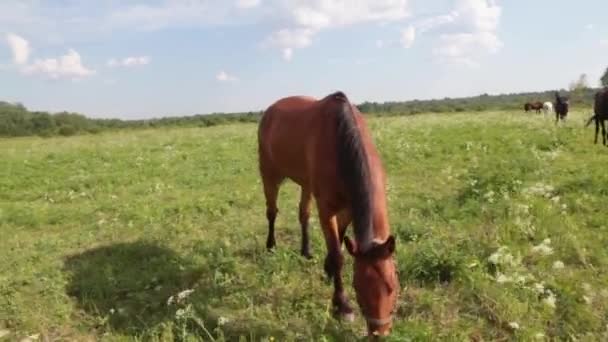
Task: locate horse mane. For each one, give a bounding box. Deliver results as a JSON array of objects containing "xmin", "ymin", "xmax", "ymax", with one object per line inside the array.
[{"xmin": 331, "ymin": 91, "xmax": 374, "ymax": 251}]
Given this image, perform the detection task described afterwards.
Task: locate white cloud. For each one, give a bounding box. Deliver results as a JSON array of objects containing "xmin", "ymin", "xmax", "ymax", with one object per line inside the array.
[
  {"xmin": 282, "ymin": 48, "xmax": 293, "ymax": 61},
  {"xmin": 434, "ymin": 31, "xmax": 501, "ymax": 67},
  {"xmin": 455, "ymin": 0, "xmax": 501, "ymax": 32},
  {"xmin": 376, "ymin": 39, "xmax": 385, "ymax": 48},
  {"xmin": 23, "ymin": 49, "xmax": 95, "ymax": 80},
  {"xmin": 216, "ymin": 70, "xmax": 238, "ymax": 82},
  {"xmin": 107, "ymin": 56, "xmax": 150, "ymax": 68},
  {"xmin": 401, "ymin": 25, "xmax": 415, "ymax": 48},
  {"xmin": 416, "ymin": 13, "xmax": 458, "ymax": 33},
  {"xmin": 600, "ymin": 39, "xmax": 608, "ymax": 46},
  {"xmin": 427, "ymin": 0, "xmax": 502, "ymax": 67},
  {"xmin": 236, "ymin": 0, "xmax": 261, "ymax": 9},
  {"xmin": 585, "ymin": 23, "xmax": 593, "ymax": 30},
  {"xmin": 6, "ymin": 33, "xmax": 30, "ymax": 65},
  {"xmin": 265, "ymin": 28, "xmax": 316, "ymax": 50},
  {"xmin": 264, "ymin": 0, "xmax": 411, "ymax": 59},
  {"xmin": 4, "ymin": 33, "xmax": 95, "ymax": 80}
]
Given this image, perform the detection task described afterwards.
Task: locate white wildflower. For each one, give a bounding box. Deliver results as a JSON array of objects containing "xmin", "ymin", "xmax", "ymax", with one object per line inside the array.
[
  {"xmin": 543, "ymin": 292, "xmax": 556, "ymax": 308},
  {"xmin": 218, "ymin": 316, "xmax": 229, "ymax": 326},
  {"xmin": 175, "ymin": 308, "xmax": 186, "ymax": 319},
  {"xmin": 484, "ymin": 190, "xmax": 495, "ymax": 203},
  {"xmin": 583, "ymin": 295, "xmax": 592, "ymax": 305},
  {"xmin": 515, "ymin": 203, "xmax": 530, "ymax": 215},
  {"xmin": 551, "ymin": 196, "xmax": 560, "ymax": 204},
  {"xmin": 515, "ymin": 275, "xmax": 527, "ymax": 284},
  {"xmin": 531, "ymin": 239, "xmax": 553, "ymax": 256},
  {"xmin": 508, "ymin": 322, "xmax": 520, "ymax": 330},
  {"xmin": 533, "ymin": 282, "xmax": 545, "ymax": 294},
  {"xmin": 167, "ymin": 288, "xmax": 195, "ymax": 305},
  {"xmin": 488, "ymin": 250, "xmax": 502, "ymax": 265},
  {"xmin": 552, "ymin": 261, "xmax": 565, "ymax": 270},
  {"xmin": 20, "ymin": 334, "xmax": 40, "ymax": 342},
  {"xmin": 488, "ymin": 246, "xmax": 516, "ymax": 266},
  {"xmin": 582, "ymin": 283, "xmax": 592, "ymax": 292},
  {"xmin": 496, "ymin": 273, "xmax": 512, "ymax": 284},
  {"xmin": 534, "ymin": 332, "xmax": 545, "ymax": 340}
]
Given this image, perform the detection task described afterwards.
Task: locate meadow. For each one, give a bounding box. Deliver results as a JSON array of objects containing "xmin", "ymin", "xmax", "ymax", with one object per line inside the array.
[{"xmin": 1, "ymin": 109, "xmax": 608, "ymax": 341}]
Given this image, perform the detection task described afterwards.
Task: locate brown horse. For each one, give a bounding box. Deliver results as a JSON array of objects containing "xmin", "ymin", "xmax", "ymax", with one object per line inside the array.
[
  {"xmin": 524, "ymin": 101, "xmax": 543, "ymax": 113},
  {"xmin": 258, "ymin": 91, "xmax": 400, "ymax": 336}
]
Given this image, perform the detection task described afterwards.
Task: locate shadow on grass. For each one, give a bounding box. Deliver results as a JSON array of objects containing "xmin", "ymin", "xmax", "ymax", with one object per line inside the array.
[
  {"xmin": 63, "ymin": 240, "xmax": 364, "ymax": 340},
  {"xmin": 63, "ymin": 241, "xmax": 203, "ymax": 336}
]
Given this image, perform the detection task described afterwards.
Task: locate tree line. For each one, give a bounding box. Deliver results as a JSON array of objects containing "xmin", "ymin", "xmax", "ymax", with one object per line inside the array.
[{"xmin": 0, "ymin": 87, "xmax": 601, "ymax": 138}]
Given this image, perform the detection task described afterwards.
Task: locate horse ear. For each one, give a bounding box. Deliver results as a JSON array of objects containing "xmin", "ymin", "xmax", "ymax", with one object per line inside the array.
[
  {"xmin": 344, "ymin": 236, "xmax": 358, "ymax": 256},
  {"xmin": 382, "ymin": 235, "xmax": 396, "ymax": 255}
]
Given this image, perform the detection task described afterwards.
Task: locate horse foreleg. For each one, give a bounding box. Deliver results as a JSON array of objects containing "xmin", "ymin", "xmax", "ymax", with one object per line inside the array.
[
  {"xmin": 602, "ymin": 120, "xmax": 607, "ymax": 146},
  {"xmin": 318, "ymin": 205, "xmax": 354, "ymax": 320},
  {"xmin": 298, "ymin": 188, "xmax": 313, "ymax": 259},
  {"xmin": 337, "ymin": 209, "xmax": 352, "ymax": 246}
]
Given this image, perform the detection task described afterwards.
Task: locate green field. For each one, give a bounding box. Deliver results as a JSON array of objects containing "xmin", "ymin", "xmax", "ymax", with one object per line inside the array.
[{"xmin": 1, "ymin": 110, "xmax": 608, "ymax": 341}]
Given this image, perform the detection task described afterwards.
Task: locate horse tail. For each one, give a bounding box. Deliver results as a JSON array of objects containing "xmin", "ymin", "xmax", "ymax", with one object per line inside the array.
[
  {"xmin": 332, "ymin": 91, "xmax": 374, "ymax": 250},
  {"xmin": 585, "ymin": 115, "xmax": 596, "ymax": 127}
]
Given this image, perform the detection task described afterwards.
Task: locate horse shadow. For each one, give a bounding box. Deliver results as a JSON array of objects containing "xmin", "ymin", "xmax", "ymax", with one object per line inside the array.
[{"xmin": 63, "ymin": 241, "xmax": 204, "ymax": 336}]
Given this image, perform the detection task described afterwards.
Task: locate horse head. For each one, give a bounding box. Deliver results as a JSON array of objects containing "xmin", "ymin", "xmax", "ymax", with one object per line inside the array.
[{"xmin": 345, "ymin": 235, "xmax": 400, "ymax": 336}]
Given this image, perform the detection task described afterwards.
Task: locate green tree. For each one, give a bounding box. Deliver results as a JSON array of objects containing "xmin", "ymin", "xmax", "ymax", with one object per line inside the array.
[{"xmin": 601, "ymin": 67, "xmax": 608, "ymax": 87}]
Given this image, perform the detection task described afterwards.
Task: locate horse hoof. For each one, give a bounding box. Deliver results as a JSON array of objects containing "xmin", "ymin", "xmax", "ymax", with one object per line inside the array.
[{"xmin": 301, "ymin": 251, "xmax": 313, "ymax": 260}]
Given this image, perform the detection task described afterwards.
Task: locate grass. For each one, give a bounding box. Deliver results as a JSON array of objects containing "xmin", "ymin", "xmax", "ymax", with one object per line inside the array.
[{"xmin": 1, "ymin": 109, "xmax": 608, "ymax": 341}]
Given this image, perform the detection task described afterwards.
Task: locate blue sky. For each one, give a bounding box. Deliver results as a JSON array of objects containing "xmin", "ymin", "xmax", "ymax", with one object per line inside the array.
[{"xmin": 1, "ymin": 0, "xmax": 607, "ymax": 119}]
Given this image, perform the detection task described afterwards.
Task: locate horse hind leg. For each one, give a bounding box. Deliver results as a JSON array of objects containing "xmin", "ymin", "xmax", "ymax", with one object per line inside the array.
[
  {"xmin": 261, "ymin": 175, "xmax": 282, "ymax": 250},
  {"xmin": 298, "ymin": 188, "xmax": 313, "ymax": 259}
]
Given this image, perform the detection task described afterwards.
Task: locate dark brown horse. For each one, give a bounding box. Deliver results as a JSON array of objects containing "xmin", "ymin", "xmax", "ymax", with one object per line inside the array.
[
  {"xmin": 258, "ymin": 91, "xmax": 399, "ymax": 336},
  {"xmin": 524, "ymin": 101, "xmax": 543, "ymax": 113},
  {"xmin": 585, "ymin": 88, "xmax": 608, "ymax": 145},
  {"xmin": 554, "ymin": 91, "xmax": 569, "ymax": 123}
]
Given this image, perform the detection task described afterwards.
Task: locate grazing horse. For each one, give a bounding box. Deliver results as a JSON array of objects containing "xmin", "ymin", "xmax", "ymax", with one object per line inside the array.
[
  {"xmin": 542, "ymin": 101, "xmax": 553, "ymax": 117},
  {"xmin": 585, "ymin": 88, "xmax": 608, "ymax": 145},
  {"xmin": 524, "ymin": 101, "xmax": 543, "ymax": 113},
  {"xmin": 554, "ymin": 92, "xmax": 569, "ymax": 123},
  {"xmin": 258, "ymin": 91, "xmax": 399, "ymax": 336}
]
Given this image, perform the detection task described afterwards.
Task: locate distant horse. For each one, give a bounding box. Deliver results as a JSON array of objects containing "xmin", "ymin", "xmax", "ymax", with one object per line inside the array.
[
  {"xmin": 524, "ymin": 101, "xmax": 543, "ymax": 113},
  {"xmin": 542, "ymin": 101, "xmax": 553, "ymax": 117},
  {"xmin": 585, "ymin": 88, "xmax": 608, "ymax": 145},
  {"xmin": 554, "ymin": 92, "xmax": 569, "ymax": 123},
  {"xmin": 258, "ymin": 91, "xmax": 399, "ymax": 336}
]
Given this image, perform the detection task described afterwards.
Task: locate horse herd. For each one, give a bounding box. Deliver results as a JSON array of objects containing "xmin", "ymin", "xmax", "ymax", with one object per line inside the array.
[
  {"xmin": 523, "ymin": 91, "xmax": 570, "ymax": 123},
  {"xmin": 525, "ymin": 88, "xmax": 608, "ymax": 145},
  {"xmin": 256, "ymin": 87, "xmax": 608, "ymax": 337}
]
